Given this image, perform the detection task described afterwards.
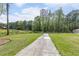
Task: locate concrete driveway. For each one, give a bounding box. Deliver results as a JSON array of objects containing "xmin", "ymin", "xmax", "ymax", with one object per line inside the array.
[{"xmin": 16, "ymin": 33, "xmax": 60, "ymax": 56}]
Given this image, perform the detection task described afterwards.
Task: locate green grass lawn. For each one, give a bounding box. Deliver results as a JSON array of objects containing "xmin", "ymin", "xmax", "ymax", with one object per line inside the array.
[
  {"xmin": 0, "ymin": 29, "xmax": 33, "ymax": 37},
  {"xmin": 49, "ymin": 33, "xmax": 79, "ymax": 56},
  {"xmin": 0, "ymin": 33, "xmax": 42, "ymax": 56}
]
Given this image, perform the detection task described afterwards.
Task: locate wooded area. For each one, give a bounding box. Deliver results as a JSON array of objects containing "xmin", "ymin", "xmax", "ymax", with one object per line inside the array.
[
  {"xmin": 0, "ymin": 4, "xmax": 79, "ymax": 33},
  {"xmin": 5, "ymin": 8, "xmax": 79, "ymax": 33}
]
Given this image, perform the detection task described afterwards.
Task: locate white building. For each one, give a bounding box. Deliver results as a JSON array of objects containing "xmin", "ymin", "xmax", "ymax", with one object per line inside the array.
[{"xmin": 40, "ymin": 9, "xmax": 48, "ymax": 16}]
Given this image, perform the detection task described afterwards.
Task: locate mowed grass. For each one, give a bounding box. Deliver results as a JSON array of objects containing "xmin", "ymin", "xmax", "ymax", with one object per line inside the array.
[
  {"xmin": 49, "ymin": 33, "xmax": 79, "ymax": 56},
  {"xmin": 0, "ymin": 32, "xmax": 42, "ymax": 56},
  {"xmin": 0, "ymin": 29, "xmax": 32, "ymax": 37}
]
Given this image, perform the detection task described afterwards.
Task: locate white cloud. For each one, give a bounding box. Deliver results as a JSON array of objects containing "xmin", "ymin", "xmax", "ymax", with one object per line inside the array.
[
  {"xmin": 0, "ymin": 14, "xmax": 7, "ymax": 23},
  {"xmin": 0, "ymin": 14, "xmax": 17, "ymax": 23},
  {"xmin": 16, "ymin": 7, "xmax": 41, "ymax": 21},
  {"xmin": 15, "ymin": 3, "xmax": 25, "ymax": 7},
  {"xmin": 45, "ymin": 3, "xmax": 62, "ymax": 8},
  {"xmin": 22, "ymin": 7, "xmax": 41, "ymax": 16},
  {"xmin": 0, "ymin": 7, "xmax": 42, "ymax": 23},
  {"xmin": 45, "ymin": 3, "xmax": 79, "ymax": 9}
]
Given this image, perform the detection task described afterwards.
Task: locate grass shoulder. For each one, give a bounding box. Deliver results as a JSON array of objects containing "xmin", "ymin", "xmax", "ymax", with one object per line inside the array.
[
  {"xmin": 0, "ymin": 33, "xmax": 42, "ymax": 56},
  {"xmin": 49, "ymin": 33, "xmax": 79, "ymax": 56}
]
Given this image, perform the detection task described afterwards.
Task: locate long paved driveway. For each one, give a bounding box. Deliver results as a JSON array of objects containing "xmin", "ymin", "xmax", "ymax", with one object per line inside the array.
[{"xmin": 16, "ymin": 33, "xmax": 60, "ymax": 56}]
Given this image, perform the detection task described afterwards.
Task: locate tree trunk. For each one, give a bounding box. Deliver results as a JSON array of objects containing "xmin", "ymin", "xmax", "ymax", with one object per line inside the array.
[{"xmin": 6, "ymin": 3, "xmax": 9, "ymax": 35}]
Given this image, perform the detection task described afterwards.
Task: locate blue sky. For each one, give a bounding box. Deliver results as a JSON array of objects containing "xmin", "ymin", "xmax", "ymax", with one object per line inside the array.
[{"xmin": 1, "ymin": 3, "xmax": 79, "ymax": 23}]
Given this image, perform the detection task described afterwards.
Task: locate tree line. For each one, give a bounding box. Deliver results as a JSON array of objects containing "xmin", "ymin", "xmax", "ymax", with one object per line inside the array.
[
  {"xmin": 0, "ymin": 4, "xmax": 79, "ymax": 34},
  {"xmin": 5, "ymin": 8, "xmax": 79, "ymax": 33},
  {"xmin": 32, "ymin": 8, "xmax": 79, "ymax": 32},
  {"xmin": 9, "ymin": 20, "xmax": 32, "ymax": 31}
]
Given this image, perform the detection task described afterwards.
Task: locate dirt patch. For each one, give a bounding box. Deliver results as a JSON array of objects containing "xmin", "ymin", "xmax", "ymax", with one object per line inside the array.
[{"xmin": 0, "ymin": 38, "xmax": 11, "ymax": 46}]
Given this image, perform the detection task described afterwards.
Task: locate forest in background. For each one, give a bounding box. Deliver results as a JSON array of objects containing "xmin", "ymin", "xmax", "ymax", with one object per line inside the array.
[{"xmin": 1, "ymin": 7, "xmax": 79, "ymax": 33}]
